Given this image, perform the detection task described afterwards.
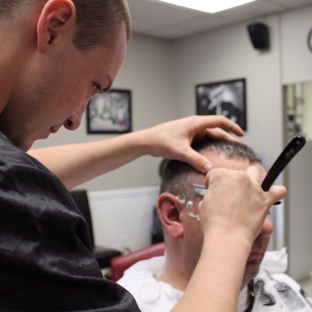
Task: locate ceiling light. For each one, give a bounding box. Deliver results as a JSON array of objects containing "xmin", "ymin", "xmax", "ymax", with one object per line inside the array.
[{"xmin": 155, "ymin": 0, "xmax": 256, "ymax": 14}]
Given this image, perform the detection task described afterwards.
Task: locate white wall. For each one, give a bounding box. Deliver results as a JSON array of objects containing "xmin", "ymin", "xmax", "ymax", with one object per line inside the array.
[
  {"xmin": 31, "ymin": 35, "xmax": 175, "ymax": 191},
  {"xmin": 88, "ymin": 187, "xmax": 159, "ymax": 252}
]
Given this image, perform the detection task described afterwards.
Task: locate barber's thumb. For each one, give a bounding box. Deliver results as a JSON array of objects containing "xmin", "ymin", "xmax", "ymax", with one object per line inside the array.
[
  {"xmin": 184, "ymin": 150, "xmax": 212, "ymax": 173},
  {"xmin": 267, "ymin": 185, "xmax": 287, "ymax": 205}
]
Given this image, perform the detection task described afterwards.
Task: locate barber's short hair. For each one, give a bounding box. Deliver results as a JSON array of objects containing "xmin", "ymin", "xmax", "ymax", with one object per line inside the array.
[
  {"xmin": 0, "ymin": 0, "xmax": 131, "ymax": 50},
  {"xmin": 160, "ymin": 139, "xmax": 262, "ymax": 200}
]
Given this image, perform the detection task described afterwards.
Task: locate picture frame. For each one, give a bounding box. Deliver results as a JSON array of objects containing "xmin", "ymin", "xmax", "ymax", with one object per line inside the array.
[
  {"xmin": 196, "ymin": 78, "xmax": 247, "ymax": 131},
  {"xmin": 86, "ymin": 89, "xmax": 132, "ymax": 134}
]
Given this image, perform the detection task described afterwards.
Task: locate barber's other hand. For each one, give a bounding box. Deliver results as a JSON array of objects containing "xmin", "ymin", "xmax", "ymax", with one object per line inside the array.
[
  {"xmin": 140, "ymin": 115, "xmax": 244, "ymax": 173},
  {"xmin": 199, "ymin": 166, "xmax": 286, "ymax": 245}
]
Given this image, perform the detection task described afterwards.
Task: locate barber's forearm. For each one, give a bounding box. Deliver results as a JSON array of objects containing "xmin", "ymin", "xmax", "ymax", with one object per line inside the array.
[
  {"xmin": 172, "ymin": 232, "xmax": 251, "ymax": 312},
  {"xmin": 28, "ymin": 115, "xmax": 245, "ymax": 189},
  {"xmin": 28, "ymin": 131, "xmax": 149, "ymax": 189}
]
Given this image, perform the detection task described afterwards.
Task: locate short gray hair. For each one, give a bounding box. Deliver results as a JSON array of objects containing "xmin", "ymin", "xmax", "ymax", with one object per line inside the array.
[{"xmin": 160, "ymin": 139, "xmax": 261, "ymax": 200}]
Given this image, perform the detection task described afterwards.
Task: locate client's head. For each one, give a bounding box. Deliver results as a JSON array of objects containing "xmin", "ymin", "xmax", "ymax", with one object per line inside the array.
[{"xmin": 156, "ymin": 139, "xmax": 272, "ymax": 290}]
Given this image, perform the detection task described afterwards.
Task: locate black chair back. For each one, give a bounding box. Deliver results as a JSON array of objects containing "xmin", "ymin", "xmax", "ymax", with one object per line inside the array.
[
  {"xmin": 69, "ymin": 189, "xmax": 122, "ymax": 269},
  {"xmin": 69, "ymin": 190, "xmax": 94, "ymax": 248}
]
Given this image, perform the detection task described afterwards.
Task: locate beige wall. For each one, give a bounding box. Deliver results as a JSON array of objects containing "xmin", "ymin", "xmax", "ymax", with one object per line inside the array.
[
  {"xmin": 281, "ymin": 5, "xmax": 312, "ymax": 85},
  {"xmin": 303, "ymin": 82, "xmax": 312, "ymax": 139},
  {"xmin": 29, "ymin": 4, "xmax": 312, "ymax": 276},
  {"xmin": 172, "ymin": 14, "xmax": 283, "ymax": 175},
  {"xmin": 31, "ymin": 4, "xmax": 312, "ymax": 192}
]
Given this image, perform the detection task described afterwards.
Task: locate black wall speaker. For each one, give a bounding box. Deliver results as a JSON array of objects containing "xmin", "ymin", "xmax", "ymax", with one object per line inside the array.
[{"xmin": 247, "ymin": 22, "xmax": 269, "ymax": 50}]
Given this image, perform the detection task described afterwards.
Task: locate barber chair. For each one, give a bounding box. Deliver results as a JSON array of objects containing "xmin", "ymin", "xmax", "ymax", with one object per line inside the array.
[
  {"xmin": 110, "ymin": 242, "xmax": 165, "ymax": 281},
  {"xmin": 69, "ymin": 190, "xmax": 122, "ymax": 268}
]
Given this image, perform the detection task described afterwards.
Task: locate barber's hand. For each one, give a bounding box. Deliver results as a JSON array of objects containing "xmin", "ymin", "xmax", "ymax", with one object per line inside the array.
[
  {"xmin": 198, "ymin": 166, "xmax": 287, "ymax": 245},
  {"xmin": 141, "ymin": 115, "xmax": 244, "ymax": 173}
]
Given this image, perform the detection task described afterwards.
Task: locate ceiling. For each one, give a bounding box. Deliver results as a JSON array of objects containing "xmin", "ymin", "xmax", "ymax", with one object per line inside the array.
[{"xmin": 127, "ymin": 0, "xmax": 312, "ymax": 40}]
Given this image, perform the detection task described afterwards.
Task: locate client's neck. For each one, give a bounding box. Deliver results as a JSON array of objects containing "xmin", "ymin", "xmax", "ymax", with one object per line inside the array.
[{"xmin": 156, "ymin": 248, "xmax": 191, "ymax": 292}]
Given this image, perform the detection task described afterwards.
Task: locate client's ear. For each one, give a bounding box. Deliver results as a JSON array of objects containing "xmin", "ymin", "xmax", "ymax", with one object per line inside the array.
[{"xmin": 156, "ymin": 193, "xmax": 184, "ymax": 239}]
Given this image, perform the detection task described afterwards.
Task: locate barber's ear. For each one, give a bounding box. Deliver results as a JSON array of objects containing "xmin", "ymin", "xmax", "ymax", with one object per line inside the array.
[
  {"xmin": 156, "ymin": 193, "xmax": 184, "ymax": 239},
  {"xmin": 37, "ymin": 0, "xmax": 76, "ymax": 52}
]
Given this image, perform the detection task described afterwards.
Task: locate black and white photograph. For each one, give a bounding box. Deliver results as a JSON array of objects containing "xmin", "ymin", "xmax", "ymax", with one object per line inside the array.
[
  {"xmin": 87, "ymin": 89, "xmax": 132, "ymax": 134},
  {"xmin": 196, "ymin": 78, "xmax": 247, "ymax": 131}
]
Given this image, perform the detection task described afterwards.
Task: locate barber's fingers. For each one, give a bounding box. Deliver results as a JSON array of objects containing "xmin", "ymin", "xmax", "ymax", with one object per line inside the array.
[
  {"xmin": 250, "ymin": 162, "xmax": 267, "ymax": 183},
  {"xmin": 205, "ymin": 128, "xmax": 240, "ymax": 142},
  {"xmin": 246, "ymin": 165, "xmax": 262, "ymax": 185},
  {"xmin": 203, "ymin": 166, "xmax": 250, "ymax": 188},
  {"xmin": 246, "ymin": 166, "xmax": 287, "ymax": 208},
  {"xmin": 263, "ymin": 185, "xmax": 287, "ymax": 207}
]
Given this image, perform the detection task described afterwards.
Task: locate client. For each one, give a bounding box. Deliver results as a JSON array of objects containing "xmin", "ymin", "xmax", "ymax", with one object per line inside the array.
[{"xmin": 118, "ymin": 139, "xmax": 312, "ymax": 312}]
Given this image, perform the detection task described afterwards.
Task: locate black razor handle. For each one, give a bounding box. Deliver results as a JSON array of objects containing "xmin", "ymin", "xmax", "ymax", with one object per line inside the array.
[{"xmin": 261, "ymin": 135, "xmax": 306, "ymax": 192}]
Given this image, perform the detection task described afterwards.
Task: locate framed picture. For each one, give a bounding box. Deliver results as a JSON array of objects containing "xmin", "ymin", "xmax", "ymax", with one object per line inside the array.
[
  {"xmin": 196, "ymin": 78, "xmax": 247, "ymax": 131},
  {"xmin": 86, "ymin": 89, "xmax": 132, "ymax": 134}
]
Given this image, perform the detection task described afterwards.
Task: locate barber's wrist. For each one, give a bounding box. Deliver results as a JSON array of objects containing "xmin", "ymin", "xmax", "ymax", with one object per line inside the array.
[
  {"xmin": 203, "ymin": 228, "xmax": 252, "ymax": 259},
  {"xmin": 131, "ymin": 128, "xmax": 154, "ymax": 156}
]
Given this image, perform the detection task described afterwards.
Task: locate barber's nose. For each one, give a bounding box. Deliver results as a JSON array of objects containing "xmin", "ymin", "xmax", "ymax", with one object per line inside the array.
[
  {"xmin": 64, "ymin": 103, "xmax": 86, "ymax": 131},
  {"xmin": 260, "ymin": 217, "xmax": 273, "ymax": 237}
]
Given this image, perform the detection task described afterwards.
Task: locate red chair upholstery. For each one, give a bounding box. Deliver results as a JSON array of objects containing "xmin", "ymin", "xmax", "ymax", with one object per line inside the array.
[{"xmin": 110, "ymin": 242, "xmax": 165, "ymax": 281}]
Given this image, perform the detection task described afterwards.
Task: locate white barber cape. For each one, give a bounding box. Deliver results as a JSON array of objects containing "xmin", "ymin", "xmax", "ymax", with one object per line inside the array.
[{"xmin": 117, "ymin": 248, "xmax": 312, "ymax": 312}]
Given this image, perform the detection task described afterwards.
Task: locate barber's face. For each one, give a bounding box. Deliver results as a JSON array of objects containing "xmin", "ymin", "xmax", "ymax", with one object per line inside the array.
[
  {"xmin": 6, "ymin": 23, "xmax": 127, "ymax": 151},
  {"xmin": 183, "ymin": 151, "xmax": 272, "ymax": 288}
]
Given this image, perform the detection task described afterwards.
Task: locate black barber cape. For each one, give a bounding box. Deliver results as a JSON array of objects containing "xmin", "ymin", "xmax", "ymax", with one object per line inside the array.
[{"xmin": 0, "ymin": 132, "xmax": 140, "ymax": 311}]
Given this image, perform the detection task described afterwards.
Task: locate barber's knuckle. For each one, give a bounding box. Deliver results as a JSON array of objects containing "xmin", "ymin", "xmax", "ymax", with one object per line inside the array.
[
  {"xmin": 235, "ymin": 170, "xmax": 250, "ymax": 185},
  {"xmin": 208, "ymin": 168, "xmax": 225, "ymax": 181}
]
